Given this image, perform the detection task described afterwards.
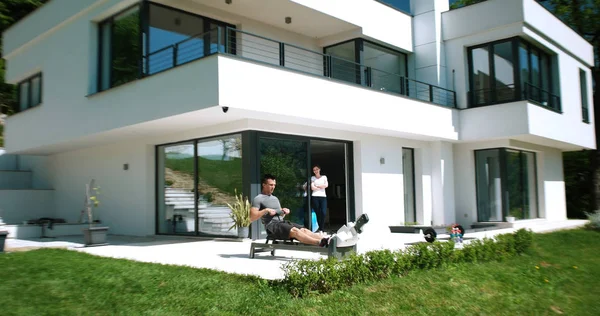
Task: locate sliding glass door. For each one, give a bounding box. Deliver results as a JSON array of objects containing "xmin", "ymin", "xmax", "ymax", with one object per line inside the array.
[
  {"xmin": 156, "ymin": 134, "xmax": 242, "ymax": 236},
  {"xmin": 258, "ymin": 137, "xmax": 310, "ymax": 239},
  {"xmin": 157, "ymin": 131, "xmax": 353, "ymax": 239},
  {"xmin": 475, "ymin": 148, "xmax": 538, "ymax": 222}
]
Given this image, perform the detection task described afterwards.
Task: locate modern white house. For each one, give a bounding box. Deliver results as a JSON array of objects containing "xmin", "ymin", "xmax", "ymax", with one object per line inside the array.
[{"xmin": 0, "ymin": 0, "xmax": 595, "ymax": 240}]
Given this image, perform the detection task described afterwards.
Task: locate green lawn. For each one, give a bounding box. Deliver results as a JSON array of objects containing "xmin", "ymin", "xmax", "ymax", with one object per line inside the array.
[{"xmin": 1, "ymin": 229, "xmax": 599, "ymax": 315}]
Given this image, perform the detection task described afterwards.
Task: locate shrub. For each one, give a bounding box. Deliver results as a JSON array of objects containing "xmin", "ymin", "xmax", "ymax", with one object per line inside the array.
[
  {"xmin": 365, "ymin": 249, "xmax": 395, "ymax": 280},
  {"xmin": 281, "ymin": 229, "xmax": 536, "ymax": 297},
  {"xmin": 584, "ymin": 210, "xmax": 600, "ymax": 230},
  {"xmin": 513, "ymin": 228, "xmax": 534, "ymax": 254}
]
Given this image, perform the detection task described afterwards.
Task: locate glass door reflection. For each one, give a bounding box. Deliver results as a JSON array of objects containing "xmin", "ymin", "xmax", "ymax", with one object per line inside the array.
[{"xmin": 258, "ymin": 137, "xmax": 310, "ymax": 239}]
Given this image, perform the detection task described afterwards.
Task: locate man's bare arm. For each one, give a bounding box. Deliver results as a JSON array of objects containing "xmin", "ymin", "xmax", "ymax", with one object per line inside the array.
[{"xmin": 250, "ymin": 207, "xmax": 275, "ymax": 222}]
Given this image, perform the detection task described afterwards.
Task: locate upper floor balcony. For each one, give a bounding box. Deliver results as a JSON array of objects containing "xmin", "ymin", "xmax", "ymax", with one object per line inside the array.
[
  {"xmin": 127, "ymin": 26, "xmax": 456, "ymax": 108},
  {"xmin": 442, "ymin": 0, "xmax": 595, "ymax": 150}
]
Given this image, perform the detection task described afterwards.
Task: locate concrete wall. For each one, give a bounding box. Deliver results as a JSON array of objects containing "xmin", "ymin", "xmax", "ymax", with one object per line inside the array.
[
  {"xmin": 50, "ymin": 141, "xmax": 155, "ymax": 236},
  {"xmin": 0, "ymin": 190, "xmax": 55, "ymax": 224}
]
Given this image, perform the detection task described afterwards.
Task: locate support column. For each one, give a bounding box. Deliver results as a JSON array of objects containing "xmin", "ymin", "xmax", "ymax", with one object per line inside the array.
[
  {"xmin": 430, "ymin": 141, "xmax": 456, "ymax": 226},
  {"xmin": 410, "ymin": 0, "xmax": 449, "ymax": 89}
]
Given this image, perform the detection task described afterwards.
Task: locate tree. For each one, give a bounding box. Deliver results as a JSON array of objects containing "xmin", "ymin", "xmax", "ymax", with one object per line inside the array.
[{"xmin": 535, "ymin": 1, "xmax": 600, "ymax": 215}]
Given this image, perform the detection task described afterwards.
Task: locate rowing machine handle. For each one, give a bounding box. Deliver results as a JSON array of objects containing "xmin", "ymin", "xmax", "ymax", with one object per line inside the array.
[{"xmin": 353, "ymin": 214, "xmax": 369, "ymax": 234}]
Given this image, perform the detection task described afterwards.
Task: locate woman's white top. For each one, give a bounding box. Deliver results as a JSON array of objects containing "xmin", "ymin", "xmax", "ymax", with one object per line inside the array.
[{"xmin": 311, "ymin": 175, "xmax": 328, "ymax": 197}]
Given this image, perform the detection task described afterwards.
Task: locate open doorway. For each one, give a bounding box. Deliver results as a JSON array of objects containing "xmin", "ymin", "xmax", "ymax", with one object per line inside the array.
[{"xmin": 310, "ymin": 140, "xmax": 348, "ymax": 232}]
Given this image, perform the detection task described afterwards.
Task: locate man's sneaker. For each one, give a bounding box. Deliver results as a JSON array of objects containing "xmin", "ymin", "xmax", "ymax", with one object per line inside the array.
[{"xmin": 319, "ymin": 237, "xmax": 330, "ymax": 248}]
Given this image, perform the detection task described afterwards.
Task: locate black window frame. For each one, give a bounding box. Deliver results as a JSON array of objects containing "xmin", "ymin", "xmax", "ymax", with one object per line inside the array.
[
  {"xmin": 474, "ymin": 147, "xmax": 539, "ymax": 222},
  {"xmin": 97, "ymin": 3, "xmax": 141, "ymax": 92},
  {"xmin": 16, "ymin": 72, "xmax": 43, "ymax": 113},
  {"xmin": 96, "ymin": 1, "xmax": 236, "ymax": 93},
  {"xmin": 580, "ymin": 68, "xmax": 590, "ymax": 123},
  {"xmin": 467, "ymin": 37, "xmax": 559, "ymax": 112},
  {"xmin": 323, "ymin": 38, "xmax": 409, "ymax": 78},
  {"xmin": 154, "ymin": 130, "xmax": 355, "ymax": 239}
]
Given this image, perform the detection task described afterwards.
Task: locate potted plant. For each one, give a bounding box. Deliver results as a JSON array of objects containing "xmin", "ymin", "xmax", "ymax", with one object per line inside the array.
[
  {"xmin": 81, "ymin": 179, "xmax": 109, "ymax": 246},
  {"xmin": 227, "ymin": 190, "xmax": 251, "ymax": 238}
]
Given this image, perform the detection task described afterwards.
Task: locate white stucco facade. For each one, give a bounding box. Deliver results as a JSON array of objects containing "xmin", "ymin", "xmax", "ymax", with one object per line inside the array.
[{"xmin": 0, "ymin": 0, "xmax": 595, "ymax": 236}]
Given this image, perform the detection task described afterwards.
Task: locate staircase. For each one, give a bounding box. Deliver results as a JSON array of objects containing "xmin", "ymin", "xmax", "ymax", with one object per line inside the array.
[
  {"xmin": 0, "ymin": 150, "xmax": 55, "ymax": 224},
  {"xmin": 164, "ymin": 187, "xmax": 236, "ymax": 236}
]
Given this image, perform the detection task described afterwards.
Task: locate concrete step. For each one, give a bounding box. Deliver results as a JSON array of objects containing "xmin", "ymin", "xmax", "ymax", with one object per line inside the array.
[
  {"xmin": 165, "ymin": 193, "xmax": 194, "ymax": 198},
  {"xmin": 0, "ymin": 170, "xmax": 32, "ymax": 189},
  {"xmin": 0, "ymin": 152, "xmax": 18, "ymax": 171}
]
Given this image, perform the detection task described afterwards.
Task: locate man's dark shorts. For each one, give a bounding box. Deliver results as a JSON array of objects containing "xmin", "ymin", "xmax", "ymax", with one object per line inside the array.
[{"xmin": 267, "ymin": 221, "xmax": 304, "ymax": 239}]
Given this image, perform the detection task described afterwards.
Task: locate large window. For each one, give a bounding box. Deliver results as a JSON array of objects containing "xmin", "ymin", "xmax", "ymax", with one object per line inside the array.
[
  {"xmin": 468, "ymin": 37, "xmax": 559, "ymax": 111},
  {"xmin": 97, "ymin": 3, "xmax": 234, "ymax": 92},
  {"xmin": 145, "ymin": 3, "xmax": 233, "ymax": 75},
  {"xmin": 580, "ymin": 69, "xmax": 590, "ymax": 123},
  {"xmin": 157, "ymin": 134, "xmax": 242, "ymax": 236},
  {"xmin": 475, "ymin": 148, "xmax": 538, "ymax": 222},
  {"xmin": 325, "ymin": 39, "xmax": 408, "ymax": 93},
  {"xmin": 17, "ymin": 73, "xmax": 42, "ymax": 112},
  {"xmin": 98, "ymin": 6, "xmax": 141, "ymax": 91}
]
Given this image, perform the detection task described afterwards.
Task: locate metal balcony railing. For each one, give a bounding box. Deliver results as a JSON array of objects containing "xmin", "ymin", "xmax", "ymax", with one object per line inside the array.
[
  {"xmin": 523, "ymin": 82, "xmax": 561, "ymax": 112},
  {"xmin": 142, "ymin": 26, "xmax": 457, "ymax": 108},
  {"xmin": 468, "ymin": 83, "xmax": 561, "ymax": 112}
]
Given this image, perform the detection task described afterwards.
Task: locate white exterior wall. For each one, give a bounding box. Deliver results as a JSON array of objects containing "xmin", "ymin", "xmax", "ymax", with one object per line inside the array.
[
  {"xmin": 45, "ymin": 119, "xmax": 437, "ymax": 236},
  {"xmin": 430, "ymin": 141, "xmax": 455, "ymax": 226},
  {"xmin": 0, "ymin": 190, "xmax": 55, "ymax": 224},
  {"xmin": 217, "ymin": 56, "xmax": 459, "ymax": 141},
  {"xmin": 291, "ymin": 0, "xmax": 413, "ymax": 52},
  {"xmin": 50, "ymin": 141, "xmax": 155, "ymax": 236}
]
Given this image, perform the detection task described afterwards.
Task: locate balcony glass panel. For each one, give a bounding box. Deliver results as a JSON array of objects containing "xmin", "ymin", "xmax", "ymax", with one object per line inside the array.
[
  {"xmin": 530, "ymin": 48, "xmax": 540, "ymax": 100},
  {"xmin": 493, "ymin": 41, "xmax": 515, "ymax": 102},
  {"xmin": 325, "ymin": 41, "xmax": 359, "ymax": 84},
  {"xmin": 519, "ymin": 42, "xmax": 529, "ymax": 99},
  {"xmin": 30, "ymin": 76, "xmax": 41, "ymax": 106},
  {"xmin": 364, "ymin": 41, "xmax": 406, "ymax": 94},
  {"xmin": 111, "ymin": 7, "xmax": 141, "ymax": 88},
  {"xmin": 471, "ymin": 46, "xmax": 491, "ymax": 105},
  {"xmin": 147, "ymin": 3, "xmax": 205, "ymax": 74},
  {"xmin": 18, "ymin": 81, "xmax": 29, "ymax": 112}
]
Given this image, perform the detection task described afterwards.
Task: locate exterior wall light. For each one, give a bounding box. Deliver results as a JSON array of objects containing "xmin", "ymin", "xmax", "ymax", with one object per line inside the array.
[
  {"xmin": 285, "ymin": 17, "xmax": 292, "ymax": 24},
  {"xmin": 225, "ymin": 0, "xmax": 232, "ymax": 4}
]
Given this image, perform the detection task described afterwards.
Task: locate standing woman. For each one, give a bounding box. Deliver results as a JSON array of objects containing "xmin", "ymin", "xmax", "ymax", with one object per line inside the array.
[{"xmin": 311, "ymin": 165, "xmax": 328, "ymax": 233}]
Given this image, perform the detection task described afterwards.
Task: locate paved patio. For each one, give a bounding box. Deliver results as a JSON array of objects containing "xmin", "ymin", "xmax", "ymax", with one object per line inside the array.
[{"xmin": 3, "ymin": 219, "xmax": 588, "ymax": 280}]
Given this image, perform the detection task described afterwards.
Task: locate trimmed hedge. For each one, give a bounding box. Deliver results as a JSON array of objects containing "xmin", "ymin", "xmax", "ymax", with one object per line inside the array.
[{"xmin": 281, "ymin": 228, "xmax": 534, "ymax": 297}]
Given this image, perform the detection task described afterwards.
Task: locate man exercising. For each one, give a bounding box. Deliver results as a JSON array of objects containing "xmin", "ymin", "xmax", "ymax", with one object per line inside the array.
[{"xmin": 251, "ymin": 174, "xmax": 332, "ymax": 247}]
